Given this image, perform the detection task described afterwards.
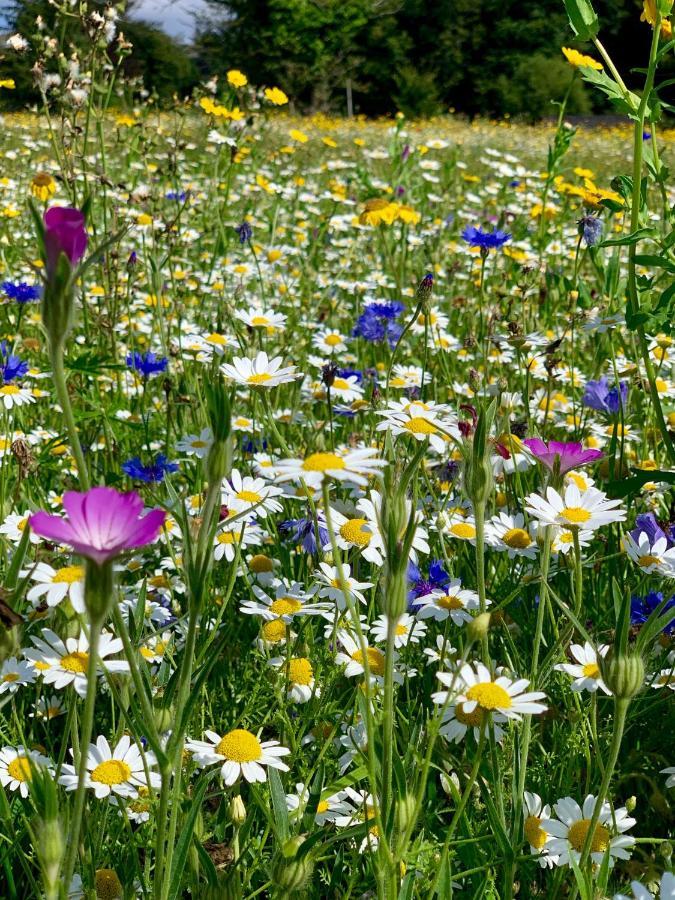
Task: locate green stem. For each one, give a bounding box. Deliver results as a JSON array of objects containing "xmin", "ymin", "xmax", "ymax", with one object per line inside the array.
[
  {"xmin": 50, "ymin": 339, "xmax": 90, "ymax": 490},
  {"xmin": 573, "ymin": 528, "xmax": 583, "ymax": 615},
  {"xmin": 61, "ymin": 618, "xmax": 102, "ymax": 888}
]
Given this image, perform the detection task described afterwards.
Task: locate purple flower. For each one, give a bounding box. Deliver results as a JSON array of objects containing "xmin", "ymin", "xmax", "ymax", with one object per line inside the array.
[
  {"xmin": 1, "ymin": 281, "xmax": 42, "ymax": 304},
  {"xmin": 630, "ymin": 512, "xmax": 670, "ymax": 547},
  {"xmin": 0, "ymin": 341, "xmax": 29, "ymax": 382},
  {"xmin": 631, "ymin": 591, "xmax": 675, "ymax": 635},
  {"xmin": 408, "ymin": 559, "xmax": 450, "ymax": 609},
  {"xmin": 461, "ymin": 225, "xmax": 511, "ymax": 250},
  {"xmin": 352, "ymin": 302, "xmax": 404, "ymax": 347},
  {"xmin": 578, "ymin": 215, "xmax": 603, "ymax": 247},
  {"xmin": 582, "ymin": 376, "xmax": 628, "ymax": 415},
  {"xmin": 522, "ymin": 438, "xmax": 603, "ymax": 475},
  {"xmin": 43, "ymin": 207, "xmax": 87, "ymax": 274},
  {"xmin": 235, "ymin": 221, "xmax": 252, "ymax": 244},
  {"xmin": 29, "ymin": 487, "xmax": 165, "ymax": 566},
  {"xmin": 279, "ymin": 511, "xmax": 328, "ymax": 554}
]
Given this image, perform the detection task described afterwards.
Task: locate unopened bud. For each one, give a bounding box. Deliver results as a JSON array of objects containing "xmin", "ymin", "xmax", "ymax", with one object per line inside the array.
[
  {"xmin": 396, "ymin": 793, "xmax": 418, "ymax": 834},
  {"xmin": 153, "ymin": 704, "xmax": 174, "ymax": 734},
  {"xmin": 272, "ymin": 838, "xmax": 314, "ymax": 894},
  {"xmin": 625, "ymin": 795, "xmax": 637, "ymax": 813},
  {"xmin": 230, "ymin": 794, "xmax": 246, "ymax": 826},
  {"xmin": 467, "ymin": 612, "xmax": 491, "ymax": 643},
  {"xmin": 599, "ymin": 650, "xmax": 644, "ymax": 699}
]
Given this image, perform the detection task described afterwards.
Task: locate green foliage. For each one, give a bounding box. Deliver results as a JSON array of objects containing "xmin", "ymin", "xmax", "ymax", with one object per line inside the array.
[{"xmin": 498, "ymin": 54, "xmax": 591, "ymax": 121}]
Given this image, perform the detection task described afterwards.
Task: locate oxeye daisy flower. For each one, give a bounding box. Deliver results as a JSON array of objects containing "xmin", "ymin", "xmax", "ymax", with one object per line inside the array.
[
  {"xmin": 448, "ymin": 663, "xmax": 547, "ymax": 720},
  {"xmin": 59, "ymin": 735, "xmax": 159, "ymax": 799},
  {"xmin": 422, "ymin": 634, "xmax": 458, "ymax": 667},
  {"xmin": 324, "ymin": 506, "xmax": 378, "ymax": 561},
  {"xmin": 222, "ymin": 469, "xmax": 283, "ymax": 516},
  {"xmin": 29, "ymin": 488, "xmax": 165, "ymax": 566},
  {"xmin": 623, "ymin": 531, "xmax": 675, "ymax": 577},
  {"xmin": 555, "ymin": 642, "xmax": 610, "ymax": 694},
  {"xmin": 25, "ymin": 562, "xmax": 85, "ymax": 613},
  {"xmin": 213, "ymin": 517, "xmax": 263, "ymax": 562},
  {"xmin": 550, "ymin": 525, "xmax": 594, "ymax": 556},
  {"xmin": 323, "ymin": 373, "xmax": 363, "ymax": 403},
  {"xmin": 241, "ymin": 581, "xmax": 329, "ymax": 621},
  {"xmin": 485, "ymin": 512, "xmax": 538, "ymax": 559},
  {"xmin": 0, "ymin": 657, "xmax": 36, "ymax": 693},
  {"xmin": 542, "ymin": 795, "xmax": 636, "ymax": 868},
  {"xmin": 335, "ymin": 631, "xmax": 400, "ymax": 685},
  {"xmin": 370, "ymin": 613, "xmax": 427, "ymax": 647},
  {"xmin": 0, "ymin": 510, "xmax": 41, "ymax": 544},
  {"xmin": 313, "ymin": 329, "xmax": 348, "ymax": 354},
  {"xmin": 235, "ymin": 307, "xmax": 287, "ymax": 331},
  {"xmin": 0, "ymin": 383, "xmax": 34, "ymax": 409},
  {"xmin": 221, "ymin": 351, "xmax": 299, "ymax": 388},
  {"xmin": 442, "ymin": 512, "xmax": 478, "ymax": 544},
  {"xmin": 525, "ymin": 484, "xmax": 626, "ymax": 532},
  {"xmin": 285, "ymin": 783, "xmax": 354, "ymax": 824},
  {"xmin": 0, "ymin": 746, "xmax": 52, "ymax": 797},
  {"xmin": 376, "ymin": 400, "xmax": 458, "ymax": 454},
  {"xmin": 175, "ymin": 428, "xmax": 213, "ymax": 458},
  {"xmin": 523, "ymin": 792, "xmax": 558, "ymax": 868},
  {"xmin": 268, "ymin": 655, "xmax": 318, "ymax": 702},
  {"xmin": 313, "ymin": 561, "xmax": 373, "ymax": 609},
  {"xmin": 434, "ymin": 685, "xmax": 507, "ymax": 744},
  {"xmin": 24, "ymin": 628, "xmax": 130, "ymax": 698},
  {"xmin": 414, "ymin": 578, "xmax": 482, "ymax": 626},
  {"xmin": 650, "ymin": 668, "xmax": 675, "ymax": 690},
  {"xmin": 32, "ymin": 694, "xmax": 65, "ymax": 720},
  {"xmin": 186, "ymin": 728, "xmax": 290, "ymax": 785},
  {"xmin": 614, "ymin": 872, "xmax": 675, "ymax": 900},
  {"xmin": 276, "ymin": 447, "xmax": 386, "ymax": 489}
]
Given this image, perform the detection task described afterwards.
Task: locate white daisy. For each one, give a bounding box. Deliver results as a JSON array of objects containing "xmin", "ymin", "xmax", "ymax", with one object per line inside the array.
[
  {"xmin": 414, "ymin": 578, "xmax": 482, "ymax": 626},
  {"xmin": 221, "ymin": 351, "xmax": 299, "ymax": 388},
  {"xmin": 241, "ymin": 581, "xmax": 329, "ymax": 621},
  {"xmin": 285, "ymin": 783, "xmax": 354, "ymax": 824},
  {"xmin": 0, "ymin": 657, "xmax": 36, "ymax": 693},
  {"xmin": 376, "ymin": 400, "xmax": 458, "ymax": 454},
  {"xmin": 235, "ymin": 307, "xmax": 287, "ymax": 331},
  {"xmin": 485, "ymin": 512, "xmax": 538, "ymax": 560},
  {"xmin": 313, "ymin": 561, "xmax": 373, "ymax": 609},
  {"xmin": 25, "ymin": 562, "xmax": 85, "ymax": 614},
  {"xmin": 59, "ymin": 735, "xmax": 159, "ymax": 799},
  {"xmin": 0, "ymin": 384, "xmax": 35, "ymax": 409},
  {"xmin": 24, "ymin": 628, "xmax": 130, "ymax": 698},
  {"xmin": 422, "ymin": 634, "xmax": 458, "ymax": 667},
  {"xmin": 624, "ymin": 531, "xmax": 675, "ymax": 577},
  {"xmin": 323, "ymin": 506, "xmax": 379, "ymax": 562},
  {"xmin": 213, "ymin": 517, "xmax": 263, "ymax": 562},
  {"xmin": 555, "ymin": 642, "xmax": 610, "ymax": 694},
  {"xmin": 613, "ymin": 871, "xmax": 675, "ymax": 900},
  {"xmin": 175, "ymin": 428, "xmax": 213, "ymax": 458},
  {"xmin": 0, "ymin": 745, "xmax": 52, "ymax": 797},
  {"xmin": 0, "ymin": 511, "xmax": 41, "ymax": 544},
  {"xmin": 525, "ymin": 484, "xmax": 626, "ymax": 531},
  {"xmin": 523, "ymin": 791, "xmax": 559, "ymax": 868},
  {"xmin": 356, "ymin": 489, "xmax": 429, "ymax": 564},
  {"xmin": 268, "ymin": 656, "xmax": 318, "ymax": 703},
  {"xmin": 222, "ymin": 468, "xmax": 284, "ymax": 516},
  {"xmin": 543, "ymin": 794, "xmax": 636, "ymax": 868},
  {"xmin": 276, "ymin": 447, "xmax": 386, "ymax": 489},
  {"xmin": 186, "ymin": 728, "xmax": 290, "ymax": 785},
  {"xmin": 441, "ymin": 662, "xmax": 547, "ymax": 721},
  {"xmin": 370, "ymin": 613, "xmax": 427, "ymax": 647}
]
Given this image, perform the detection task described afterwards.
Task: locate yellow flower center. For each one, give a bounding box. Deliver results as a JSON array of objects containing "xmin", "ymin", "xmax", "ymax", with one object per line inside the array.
[
  {"xmin": 524, "ymin": 815, "xmax": 548, "ymax": 850},
  {"xmin": 269, "ymin": 597, "xmax": 302, "ymax": 616},
  {"xmin": 395, "ymin": 624, "xmax": 407, "ymax": 636},
  {"xmin": 637, "ymin": 554, "xmax": 661, "ymax": 568},
  {"xmin": 217, "ymin": 532, "xmax": 236, "ymax": 544},
  {"xmin": 340, "ymin": 518, "xmax": 371, "ymax": 548},
  {"xmin": 191, "ymin": 440, "xmax": 207, "ymax": 448},
  {"xmin": 455, "ymin": 701, "xmax": 485, "ymax": 727},
  {"xmin": 250, "ymin": 316, "xmax": 270, "ymax": 326},
  {"xmin": 317, "ymin": 799, "xmax": 329, "ymax": 813},
  {"xmin": 465, "ymin": 681, "xmax": 512, "ymax": 711},
  {"xmin": 0, "ymin": 385, "xmax": 20, "ymax": 395},
  {"xmin": 582, "ymin": 662, "xmax": 600, "ymax": 678},
  {"xmin": 450, "ymin": 522, "xmax": 476, "ymax": 539},
  {"xmin": 60, "ymin": 651, "xmax": 89, "ymax": 673},
  {"xmin": 261, "ymin": 619, "xmax": 287, "ymax": 642},
  {"xmin": 90, "ymin": 759, "xmax": 132, "ymax": 786},
  {"xmin": 95, "ymin": 868, "xmax": 123, "ymax": 900},
  {"xmin": 325, "ymin": 334, "xmax": 342, "ymax": 346},
  {"xmin": 7, "ymin": 756, "xmax": 32, "ymax": 782},
  {"xmin": 332, "ymin": 378, "xmax": 350, "ymax": 390},
  {"xmin": 302, "ymin": 452, "xmax": 345, "ymax": 472},
  {"xmin": 249, "ymin": 554, "xmax": 273, "ymax": 573},
  {"xmin": 52, "ymin": 565, "xmax": 84, "ymax": 584},
  {"xmin": 560, "ymin": 506, "xmax": 591, "ymax": 525},
  {"xmin": 351, "ymin": 647, "xmax": 385, "ymax": 677},
  {"xmin": 247, "ymin": 373, "xmax": 273, "ymax": 384},
  {"xmin": 567, "ymin": 819, "xmax": 610, "ymax": 854},
  {"xmin": 17, "ymin": 518, "xmax": 27, "ymax": 531},
  {"xmin": 288, "ymin": 657, "xmax": 313, "ymax": 685},
  {"xmin": 236, "ymin": 490, "xmax": 262, "ymax": 503},
  {"xmin": 32, "ymin": 172, "xmax": 54, "ymax": 187},
  {"xmin": 215, "ymin": 728, "xmax": 262, "ymax": 762},
  {"xmin": 403, "ymin": 417, "xmax": 438, "ymax": 435},
  {"xmin": 437, "ymin": 594, "xmax": 463, "ymax": 610},
  {"xmin": 2, "ymin": 673, "xmax": 19, "ymax": 682},
  {"xmin": 502, "ymin": 528, "xmax": 532, "ymax": 549}
]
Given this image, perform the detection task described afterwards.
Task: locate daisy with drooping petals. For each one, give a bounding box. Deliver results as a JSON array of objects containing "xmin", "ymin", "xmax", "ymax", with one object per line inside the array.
[
  {"xmin": 213, "ymin": 517, "xmax": 263, "ymax": 562},
  {"xmin": 376, "ymin": 400, "xmax": 458, "ymax": 454},
  {"xmin": 0, "ymin": 745, "xmax": 52, "ymax": 797},
  {"xmin": 523, "ymin": 792, "xmax": 558, "ymax": 868},
  {"xmin": 313, "ymin": 561, "xmax": 373, "ymax": 609},
  {"xmin": 555, "ymin": 642, "xmax": 610, "ymax": 694},
  {"xmin": 433, "ymin": 678, "xmax": 507, "ymax": 744},
  {"xmin": 422, "ymin": 634, "xmax": 458, "ymax": 667},
  {"xmin": 623, "ymin": 531, "xmax": 675, "ymax": 577},
  {"xmin": 0, "ymin": 510, "xmax": 41, "ymax": 544},
  {"xmin": 276, "ymin": 447, "xmax": 386, "ymax": 489},
  {"xmin": 221, "ymin": 351, "xmax": 299, "ymax": 388},
  {"xmin": 25, "ymin": 562, "xmax": 85, "ymax": 613},
  {"xmin": 0, "ymin": 383, "xmax": 34, "ymax": 409},
  {"xmin": 24, "ymin": 628, "xmax": 129, "ymax": 698},
  {"xmin": 449, "ymin": 662, "xmax": 547, "ymax": 721},
  {"xmin": 268, "ymin": 656, "xmax": 318, "ymax": 703},
  {"xmin": 542, "ymin": 794, "xmax": 636, "ymax": 868},
  {"xmin": 59, "ymin": 735, "xmax": 159, "ymax": 799},
  {"xmin": 186, "ymin": 728, "xmax": 290, "ymax": 785},
  {"xmin": 414, "ymin": 578, "xmax": 482, "ymax": 626},
  {"xmin": 222, "ymin": 469, "xmax": 283, "ymax": 516},
  {"xmin": 285, "ymin": 783, "xmax": 354, "ymax": 824},
  {"xmin": 525, "ymin": 484, "xmax": 626, "ymax": 532},
  {"xmin": 335, "ymin": 630, "xmax": 397, "ymax": 684}
]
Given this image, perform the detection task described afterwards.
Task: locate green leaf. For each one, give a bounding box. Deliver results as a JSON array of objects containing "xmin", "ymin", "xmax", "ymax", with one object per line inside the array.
[
  {"xmin": 598, "ymin": 227, "xmax": 656, "ymax": 248},
  {"xmin": 168, "ymin": 775, "xmax": 210, "ymax": 900},
  {"xmin": 267, "ymin": 767, "xmax": 290, "ymax": 843},
  {"xmin": 564, "ymin": 0, "xmax": 599, "ymax": 39},
  {"xmin": 633, "ymin": 254, "xmax": 675, "ymax": 272},
  {"xmin": 4, "ymin": 522, "xmax": 33, "ymax": 592},
  {"xmin": 606, "ymin": 468, "xmax": 675, "ymax": 498}
]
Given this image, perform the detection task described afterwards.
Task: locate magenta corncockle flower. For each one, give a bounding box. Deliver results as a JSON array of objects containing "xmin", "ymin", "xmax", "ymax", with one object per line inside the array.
[
  {"xmin": 29, "ymin": 487, "xmax": 165, "ymax": 566},
  {"xmin": 43, "ymin": 207, "xmax": 88, "ymax": 274},
  {"xmin": 523, "ymin": 438, "xmax": 603, "ymax": 475}
]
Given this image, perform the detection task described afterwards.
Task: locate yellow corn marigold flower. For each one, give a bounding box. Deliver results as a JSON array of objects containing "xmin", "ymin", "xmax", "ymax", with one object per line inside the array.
[
  {"xmin": 30, "ymin": 172, "xmax": 57, "ymax": 201},
  {"xmin": 562, "ymin": 47, "xmax": 603, "ymax": 70},
  {"xmin": 641, "ymin": 0, "xmax": 673, "ymax": 38},
  {"xmin": 0, "ymin": 79, "xmax": 15, "ymax": 90},
  {"xmin": 359, "ymin": 198, "xmax": 397, "ymax": 226},
  {"xmin": 227, "ymin": 69, "xmax": 248, "ymax": 87},
  {"xmin": 289, "ymin": 129, "xmax": 309, "ymax": 143},
  {"xmin": 264, "ymin": 86, "xmax": 288, "ymax": 105}
]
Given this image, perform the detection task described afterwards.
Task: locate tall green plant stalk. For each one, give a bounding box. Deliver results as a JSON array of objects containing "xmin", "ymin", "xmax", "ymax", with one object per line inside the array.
[{"xmin": 49, "ymin": 339, "xmax": 90, "ymax": 490}]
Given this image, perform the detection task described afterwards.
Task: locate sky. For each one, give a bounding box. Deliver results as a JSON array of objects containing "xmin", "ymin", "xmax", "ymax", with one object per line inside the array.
[{"xmin": 126, "ymin": 0, "xmax": 212, "ymax": 40}]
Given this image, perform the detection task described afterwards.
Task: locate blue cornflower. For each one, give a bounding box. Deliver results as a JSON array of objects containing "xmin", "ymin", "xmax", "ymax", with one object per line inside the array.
[
  {"xmin": 122, "ymin": 454, "xmax": 178, "ymax": 483},
  {"xmin": 126, "ymin": 351, "xmax": 169, "ymax": 378},
  {"xmin": 0, "ymin": 341, "xmax": 29, "ymax": 382},
  {"xmin": 1, "ymin": 281, "xmax": 42, "ymax": 304},
  {"xmin": 279, "ymin": 511, "xmax": 329, "ymax": 555},
  {"xmin": 643, "ymin": 131, "xmax": 652, "ymax": 141},
  {"xmin": 352, "ymin": 302, "xmax": 404, "ymax": 348},
  {"xmin": 631, "ymin": 591, "xmax": 675, "ymax": 635},
  {"xmin": 582, "ymin": 376, "xmax": 628, "ymax": 415},
  {"xmin": 461, "ymin": 225, "xmax": 511, "ymax": 250},
  {"xmin": 165, "ymin": 190, "xmax": 187, "ymax": 201},
  {"xmin": 235, "ymin": 221, "xmax": 253, "ymax": 244},
  {"xmin": 408, "ymin": 559, "xmax": 450, "ymax": 610},
  {"xmin": 578, "ymin": 215, "xmax": 604, "ymax": 247}
]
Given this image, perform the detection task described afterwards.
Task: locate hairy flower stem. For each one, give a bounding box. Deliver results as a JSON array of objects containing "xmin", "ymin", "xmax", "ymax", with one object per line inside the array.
[
  {"xmin": 473, "ymin": 501, "xmax": 489, "ymax": 663},
  {"xmin": 578, "ymin": 698, "xmax": 629, "ymax": 872},
  {"xmin": 61, "ymin": 617, "xmax": 102, "ymax": 888},
  {"xmin": 50, "ymin": 340, "xmax": 90, "ymax": 490}
]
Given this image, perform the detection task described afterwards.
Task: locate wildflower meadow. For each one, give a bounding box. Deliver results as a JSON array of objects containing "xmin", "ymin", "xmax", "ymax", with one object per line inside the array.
[{"xmin": 0, "ymin": 0, "xmax": 674, "ymax": 898}]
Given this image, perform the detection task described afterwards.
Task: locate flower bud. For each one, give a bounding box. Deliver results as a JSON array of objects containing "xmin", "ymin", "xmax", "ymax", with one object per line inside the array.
[
  {"xmin": 599, "ymin": 650, "xmax": 644, "ymax": 699},
  {"xmin": 230, "ymin": 794, "xmax": 246, "ymax": 826},
  {"xmin": 44, "ymin": 207, "xmax": 87, "ymax": 275},
  {"xmin": 272, "ymin": 838, "xmax": 314, "ymax": 894},
  {"xmin": 625, "ymin": 795, "xmax": 637, "ymax": 813},
  {"xmin": 395, "ymin": 793, "xmax": 418, "ymax": 834},
  {"xmin": 467, "ymin": 612, "xmax": 491, "ymax": 643},
  {"xmin": 153, "ymin": 704, "xmax": 174, "ymax": 734}
]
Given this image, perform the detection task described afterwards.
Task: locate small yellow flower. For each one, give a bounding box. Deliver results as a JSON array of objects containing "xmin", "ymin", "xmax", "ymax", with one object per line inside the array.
[
  {"xmin": 562, "ymin": 47, "xmax": 603, "ymax": 70},
  {"xmin": 30, "ymin": 173, "xmax": 57, "ymax": 201},
  {"xmin": 641, "ymin": 0, "xmax": 673, "ymax": 38},
  {"xmin": 227, "ymin": 69, "xmax": 248, "ymax": 88},
  {"xmin": 289, "ymin": 129, "xmax": 309, "ymax": 143},
  {"xmin": 0, "ymin": 80, "xmax": 15, "ymax": 90},
  {"xmin": 264, "ymin": 86, "xmax": 288, "ymax": 105},
  {"xmin": 115, "ymin": 114, "xmax": 136, "ymax": 127}
]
